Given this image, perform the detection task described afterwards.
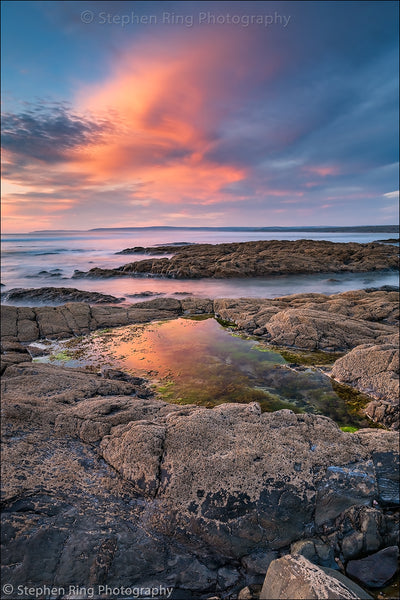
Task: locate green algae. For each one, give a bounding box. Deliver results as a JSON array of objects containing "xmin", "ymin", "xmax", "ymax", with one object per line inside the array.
[
  {"xmin": 184, "ymin": 313, "xmax": 214, "ymax": 321},
  {"xmin": 49, "ymin": 350, "xmax": 74, "ymax": 362},
  {"xmin": 274, "ymin": 347, "xmax": 344, "ymax": 366},
  {"xmin": 330, "ymin": 379, "xmax": 384, "ymax": 428},
  {"xmin": 215, "ymin": 316, "xmax": 238, "ymax": 328},
  {"xmin": 340, "ymin": 426, "xmax": 359, "ymax": 433}
]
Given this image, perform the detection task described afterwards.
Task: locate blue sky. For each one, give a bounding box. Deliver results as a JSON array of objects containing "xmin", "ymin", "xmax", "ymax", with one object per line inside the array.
[{"xmin": 1, "ymin": 1, "xmax": 399, "ymax": 231}]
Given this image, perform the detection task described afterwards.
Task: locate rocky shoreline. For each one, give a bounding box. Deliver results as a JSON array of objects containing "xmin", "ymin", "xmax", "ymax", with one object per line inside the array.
[
  {"xmin": 1, "ymin": 288, "xmax": 399, "ymax": 599},
  {"xmin": 71, "ymin": 239, "xmax": 399, "ymax": 279},
  {"xmin": 2, "ymin": 288, "xmax": 398, "ymax": 430}
]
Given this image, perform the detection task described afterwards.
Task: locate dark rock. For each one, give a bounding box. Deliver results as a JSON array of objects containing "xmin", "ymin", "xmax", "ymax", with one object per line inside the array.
[
  {"xmin": 115, "ymin": 245, "xmax": 189, "ymax": 255},
  {"xmin": 26, "ymin": 344, "xmax": 48, "ymax": 357},
  {"xmin": 116, "ymin": 246, "xmax": 147, "ymax": 254},
  {"xmin": 346, "ymin": 546, "xmax": 399, "ymax": 588},
  {"xmin": 2, "ymin": 287, "xmax": 124, "ymax": 305},
  {"xmin": 100, "ymin": 368, "xmax": 147, "ymax": 386},
  {"xmin": 125, "ymin": 291, "xmax": 164, "ymax": 297},
  {"xmin": 372, "ymin": 452, "xmax": 400, "ymax": 506},
  {"xmin": 314, "ymin": 461, "xmax": 376, "ymax": 527},
  {"xmin": 330, "ymin": 504, "xmax": 397, "ymax": 562},
  {"xmin": 241, "ymin": 550, "xmax": 278, "ymax": 575},
  {"xmin": 0, "ymin": 341, "xmax": 32, "ymax": 374},
  {"xmin": 1, "ymin": 341, "xmax": 30, "ymax": 354}
]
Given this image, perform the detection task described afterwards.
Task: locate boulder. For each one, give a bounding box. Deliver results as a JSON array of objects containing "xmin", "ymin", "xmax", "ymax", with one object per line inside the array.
[{"xmin": 260, "ymin": 555, "xmax": 372, "ymax": 599}]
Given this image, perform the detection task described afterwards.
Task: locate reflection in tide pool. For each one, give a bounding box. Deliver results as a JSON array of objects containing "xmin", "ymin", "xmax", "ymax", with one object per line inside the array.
[{"xmin": 47, "ymin": 317, "xmax": 372, "ymax": 428}]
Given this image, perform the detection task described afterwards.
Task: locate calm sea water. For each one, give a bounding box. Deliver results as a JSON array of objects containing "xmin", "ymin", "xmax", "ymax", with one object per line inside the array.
[{"xmin": 1, "ymin": 227, "xmax": 398, "ymax": 304}]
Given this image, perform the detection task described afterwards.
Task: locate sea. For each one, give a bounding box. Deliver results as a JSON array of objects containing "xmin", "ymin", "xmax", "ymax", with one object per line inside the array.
[{"xmin": 1, "ymin": 226, "xmax": 399, "ymax": 305}]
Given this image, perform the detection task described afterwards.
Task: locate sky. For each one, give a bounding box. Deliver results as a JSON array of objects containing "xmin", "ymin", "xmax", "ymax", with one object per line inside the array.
[{"xmin": 1, "ymin": 0, "xmax": 399, "ymax": 232}]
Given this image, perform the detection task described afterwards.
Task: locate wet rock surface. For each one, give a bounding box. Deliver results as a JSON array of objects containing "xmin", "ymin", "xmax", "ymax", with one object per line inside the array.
[{"xmin": 72, "ymin": 239, "xmax": 399, "ymax": 279}]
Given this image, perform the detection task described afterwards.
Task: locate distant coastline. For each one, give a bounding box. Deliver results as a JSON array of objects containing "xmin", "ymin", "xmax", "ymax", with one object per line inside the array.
[{"xmin": 24, "ymin": 224, "xmax": 400, "ymax": 234}]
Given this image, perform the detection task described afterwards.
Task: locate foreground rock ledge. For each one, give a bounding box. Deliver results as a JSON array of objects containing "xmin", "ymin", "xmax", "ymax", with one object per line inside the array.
[{"xmin": 1, "ymin": 357, "xmax": 399, "ymax": 597}]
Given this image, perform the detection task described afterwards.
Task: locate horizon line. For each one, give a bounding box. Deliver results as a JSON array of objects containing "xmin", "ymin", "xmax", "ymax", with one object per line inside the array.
[{"xmin": 2, "ymin": 224, "xmax": 399, "ymax": 235}]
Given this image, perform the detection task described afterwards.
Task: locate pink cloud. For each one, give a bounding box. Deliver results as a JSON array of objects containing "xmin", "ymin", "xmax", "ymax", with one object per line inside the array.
[{"xmin": 304, "ymin": 165, "xmax": 340, "ymax": 177}]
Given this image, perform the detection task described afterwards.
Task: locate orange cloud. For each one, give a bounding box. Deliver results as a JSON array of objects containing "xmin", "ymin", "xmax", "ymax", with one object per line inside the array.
[{"xmin": 69, "ymin": 29, "xmax": 278, "ymax": 205}]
